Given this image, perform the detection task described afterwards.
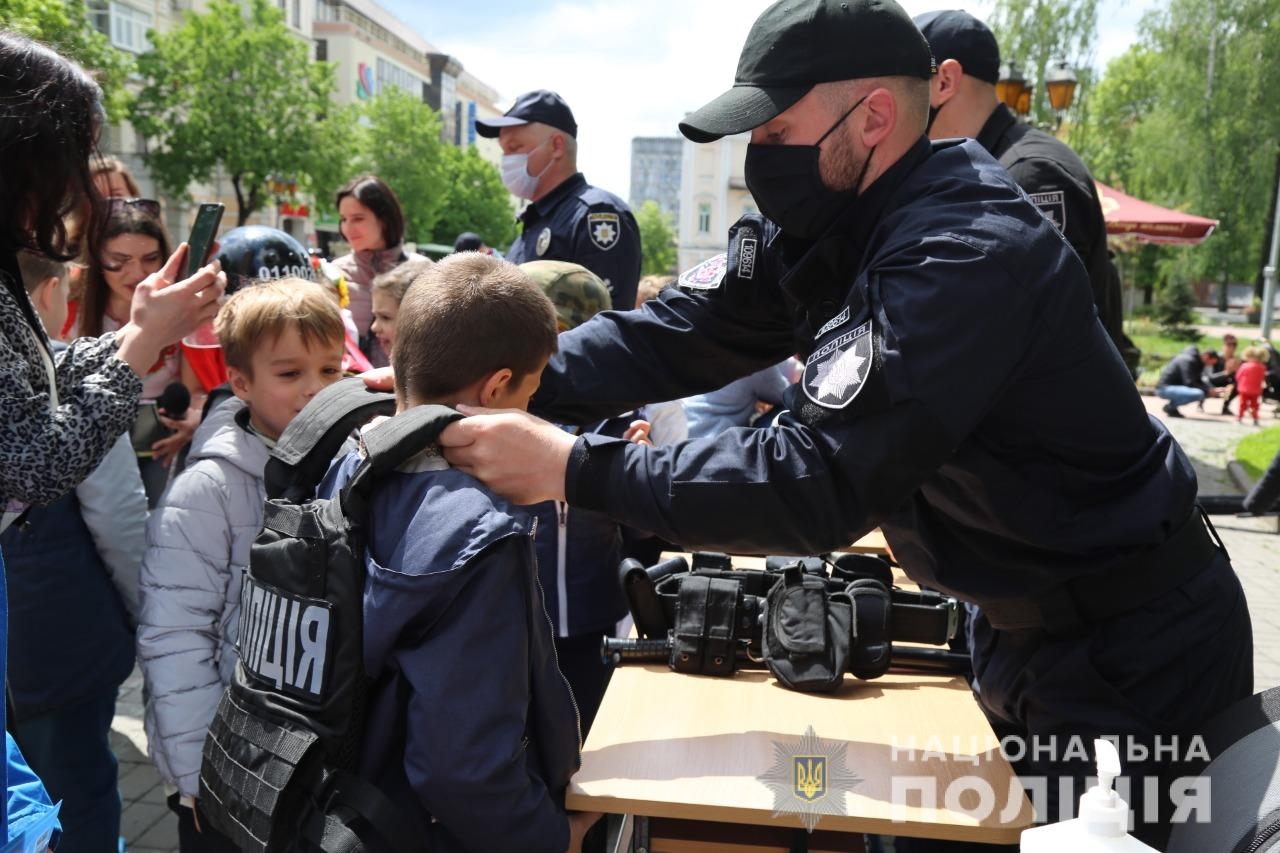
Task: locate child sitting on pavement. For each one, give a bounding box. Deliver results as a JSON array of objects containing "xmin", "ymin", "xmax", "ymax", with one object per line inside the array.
[
  {"xmin": 137, "ymin": 279, "xmax": 346, "ymax": 853},
  {"xmin": 318, "ymin": 253, "xmax": 597, "ymax": 853}
]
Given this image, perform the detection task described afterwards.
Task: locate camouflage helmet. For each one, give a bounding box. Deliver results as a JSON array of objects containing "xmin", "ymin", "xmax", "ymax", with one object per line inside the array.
[{"xmin": 519, "ymin": 260, "xmax": 612, "ymax": 331}]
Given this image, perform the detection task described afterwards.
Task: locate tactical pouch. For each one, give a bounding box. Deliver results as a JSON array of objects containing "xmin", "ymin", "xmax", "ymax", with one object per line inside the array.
[
  {"xmin": 670, "ymin": 575, "xmax": 740, "ymax": 676},
  {"xmin": 845, "ymin": 578, "xmax": 893, "ymax": 680},
  {"xmin": 762, "ymin": 566, "xmax": 851, "ymax": 692}
]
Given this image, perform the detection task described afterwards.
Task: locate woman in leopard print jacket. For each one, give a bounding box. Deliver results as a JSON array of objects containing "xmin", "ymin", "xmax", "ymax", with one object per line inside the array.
[{"xmin": 0, "ymin": 32, "xmax": 225, "ymax": 844}]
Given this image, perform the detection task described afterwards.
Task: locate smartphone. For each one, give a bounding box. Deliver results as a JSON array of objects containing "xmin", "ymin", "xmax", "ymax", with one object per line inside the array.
[
  {"xmin": 130, "ymin": 402, "xmax": 173, "ymax": 457},
  {"xmin": 184, "ymin": 202, "xmax": 225, "ymax": 278}
]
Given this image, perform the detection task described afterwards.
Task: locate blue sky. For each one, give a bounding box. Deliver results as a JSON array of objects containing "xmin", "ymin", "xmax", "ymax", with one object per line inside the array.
[{"xmin": 382, "ymin": 0, "xmax": 1159, "ymax": 200}]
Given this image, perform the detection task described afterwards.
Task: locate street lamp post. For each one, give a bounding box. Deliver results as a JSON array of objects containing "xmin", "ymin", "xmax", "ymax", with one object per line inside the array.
[
  {"xmin": 1045, "ymin": 58, "xmax": 1079, "ymax": 130},
  {"xmin": 996, "ymin": 62, "xmax": 1027, "ymax": 113},
  {"xmin": 1000, "ymin": 58, "xmax": 1079, "ymax": 127}
]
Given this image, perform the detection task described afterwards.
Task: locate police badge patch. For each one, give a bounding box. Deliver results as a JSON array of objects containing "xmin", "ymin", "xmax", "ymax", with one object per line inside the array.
[
  {"xmin": 587, "ymin": 212, "xmax": 621, "ymax": 251},
  {"xmin": 678, "ymin": 253, "xmax": 728, "ymax": 291},
  {"xmin": 535, "ymin": 227, "xmax": 552, "ymax": 257},
  {"xmin": 1028, "ymin": 190, "xmax": 1067, "ymax": 232},
  {"xmin": 803, "ymin": 321, "xmax": 873, "ymax": 409}
]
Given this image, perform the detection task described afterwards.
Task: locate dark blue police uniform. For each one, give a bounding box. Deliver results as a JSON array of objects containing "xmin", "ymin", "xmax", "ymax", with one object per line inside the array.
[
  {"xmin": 506, "ymin": 172, "xmax": 641, "ymax": 312},
  {"xmin": 530, "ymin": 137, "xmax": 1253, "ymax": 845}
]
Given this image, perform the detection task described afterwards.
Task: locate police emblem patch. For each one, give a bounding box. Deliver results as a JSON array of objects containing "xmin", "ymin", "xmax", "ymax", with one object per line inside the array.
[
  {"xmin": 803, "ymin": 321, "xmax": 872, "ymax": 409},
  {"xmin": 1028, "ymin": 190, "xmax": 1067, "ymax": 233},
  {"xmin": 535, "ymin": 227, "xmax": 552, "ymax": 257},
  {"xmin": 587, "ymin": 212, "xmax": 620, "ymax": 251},
  {"xmin": 677, "ymin": 253, "xmax": 728, "ymax": 291}
]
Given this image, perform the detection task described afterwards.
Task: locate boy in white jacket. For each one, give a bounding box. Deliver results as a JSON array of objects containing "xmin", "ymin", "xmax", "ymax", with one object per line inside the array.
[{"xmin": 137, "ymin": 279, "xmax": 345, "ymax": 853}]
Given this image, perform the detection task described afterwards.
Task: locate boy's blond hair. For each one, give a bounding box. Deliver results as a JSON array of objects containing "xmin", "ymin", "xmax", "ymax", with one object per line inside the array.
[
  {"xmin": 1243, "ymin": 345, "xmax": 1271, "ymax": 364},
  {"xmin": 371, "ymin": 258, "xmax": 433, "ymax": 305},
  {"xmin": 394, "ymin": 254, "xmax": 558, "ymax": 402},
  {"xmin": 214, "ymin": 278, "xmax": 345, "ymax": 374},
  {"xmin": 16, "ymin": 250, "xmax": 67, "ymax": 294}
]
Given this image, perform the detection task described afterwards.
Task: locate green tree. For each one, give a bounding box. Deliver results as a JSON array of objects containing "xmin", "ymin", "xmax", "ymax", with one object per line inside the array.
[
  {"xmin": 361, "ymin": 87, "xmax": 447, "ymax": 243},
  {"xmin": 430, "ymin": 145, "xmax": 516, "ymax": 250},
  {"xmin": 303, "ymin": 102, "xmax": 366, "ymax": 221},
  {"xmin": 1083, "ymin": 0, "xmax": 1280, "ymax": 306},
  {"xmin": 129, "ymin": 0, "xmax": 345, "ymax": 225},
  {"xmin": 988, "ymin": 0, "xmax": 1099, "ymax": 137},
  {"xmin": 635, "ymin": 200, "xmax": 676, "ymax": 276},
  {"xmin": 0, "ymin": 0, "xmax": 133, "ymax": 118}
]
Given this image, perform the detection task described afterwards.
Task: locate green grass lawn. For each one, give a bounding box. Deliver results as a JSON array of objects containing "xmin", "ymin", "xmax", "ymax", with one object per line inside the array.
[{"xmin": 1237, "ymin": 426, "xmax": 1280, "ymax": 480}]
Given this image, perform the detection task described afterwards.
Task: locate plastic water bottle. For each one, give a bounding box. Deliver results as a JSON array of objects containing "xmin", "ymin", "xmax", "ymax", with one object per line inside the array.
[{"xmin": 1020, "ymin": 738, "xmax": 1161, "ymax": 852}]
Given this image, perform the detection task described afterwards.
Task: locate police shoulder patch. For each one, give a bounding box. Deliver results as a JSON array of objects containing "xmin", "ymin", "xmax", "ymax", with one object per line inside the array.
[
  {"xmin": 803, "ymin": 320, "xmax": 873, "ymax": 409},
  {"xmin": 587, "ymin": 211, "xmax": 621, "ymax": 251},
  {"xmin": 1028, "ymin": 190, "xmax": 1067, "ymax": 233},
  {"xmin": 535, "ymin": 227, "xmax": 552, "ymax": 257},
  {"xmin": 678, "ymin": 253, "xmax": 728, "ymax": 292}
]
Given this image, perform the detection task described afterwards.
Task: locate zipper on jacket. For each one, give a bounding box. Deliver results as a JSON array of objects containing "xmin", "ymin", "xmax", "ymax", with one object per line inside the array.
[
  {"xmin": 531, "ymin": 531, "xmax": 583, "ymax": 750},
  {"xmin": 556, "ymin": 501, "xmax": 569, "ymax": 639}
]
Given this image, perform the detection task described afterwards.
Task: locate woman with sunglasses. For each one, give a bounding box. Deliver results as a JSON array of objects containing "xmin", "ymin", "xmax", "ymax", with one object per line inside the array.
[
  {"xmin": 0, "ymin": 30, "xmax": 224, "ymax": 849},
  {"xmin": 76, "ymin": 200, "xmax": 206, "ymax": 505},
  {"xmin": 331, "ymin": 174, "xmax": 428, "ymax": 367}
]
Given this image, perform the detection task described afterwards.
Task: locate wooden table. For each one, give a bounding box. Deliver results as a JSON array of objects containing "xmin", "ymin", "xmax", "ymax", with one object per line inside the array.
[{"xmin": 567, "ymin": 659, "xmax": 1033, "ymax": 846}]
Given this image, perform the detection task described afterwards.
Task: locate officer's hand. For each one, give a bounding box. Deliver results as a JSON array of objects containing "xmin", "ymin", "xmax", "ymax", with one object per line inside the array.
[
  {"xmin": 623, "ymin": 419, "xmax": 652, "ymax": 446},
  {"xmin": 440, "ymin": 406, "xmax": 575, "ymax": 504}
]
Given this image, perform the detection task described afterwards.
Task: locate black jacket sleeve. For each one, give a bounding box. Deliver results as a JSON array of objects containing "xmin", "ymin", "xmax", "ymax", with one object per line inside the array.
[{"xmin": 570, "ymin": 203, "xmax": 642, "ymax": 312}]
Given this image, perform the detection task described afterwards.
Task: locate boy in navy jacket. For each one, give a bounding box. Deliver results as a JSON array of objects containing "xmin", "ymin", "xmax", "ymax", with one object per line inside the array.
[{"xmin": 321, "ymin": 254, "xmax": 595, "ymax": 852}]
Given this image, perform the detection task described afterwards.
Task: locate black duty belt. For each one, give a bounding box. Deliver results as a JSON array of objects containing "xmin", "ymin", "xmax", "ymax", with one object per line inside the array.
[{"xmin": 980, "ymin": 507, "xmax": 1224, "ymax": 633}]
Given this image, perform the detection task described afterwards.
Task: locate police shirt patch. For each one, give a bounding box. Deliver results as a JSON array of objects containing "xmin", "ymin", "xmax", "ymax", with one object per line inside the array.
[
  {"xmin": 678, "ymin": 253, "xmax": 727, "ymax": 291},
  {"xmin": 587, "ymin": 212, "xmax": 620, "ymax": 251},
  {"xmin": 815, "ymin": 305, "xmax": 850, "ymax": 339},
  {"xmin": 1028, "ymin": 190, "xmax": 1067, "ymax": 233},
  {"xmin": 803, "ymin": 321, "xmax": 873, "ymax": 409},
  {"xmin": 738, "ymin": 236, "xmax": 758, "ymax": 280},
  {"xmin": 535, "ymin": 227, "xmax": 552, "ymax": 257}
]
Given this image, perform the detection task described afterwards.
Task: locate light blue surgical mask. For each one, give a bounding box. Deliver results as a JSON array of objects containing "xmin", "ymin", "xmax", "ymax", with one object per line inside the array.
[{"xmin": 501, "ymin": 140, "xmax": 553, "ymax": 199}]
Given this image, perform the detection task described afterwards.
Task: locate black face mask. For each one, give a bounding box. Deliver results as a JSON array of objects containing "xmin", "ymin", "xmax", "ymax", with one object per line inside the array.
[{"xmin": 745, "ymin": 94, "xmax": 873, "ymax": 241}]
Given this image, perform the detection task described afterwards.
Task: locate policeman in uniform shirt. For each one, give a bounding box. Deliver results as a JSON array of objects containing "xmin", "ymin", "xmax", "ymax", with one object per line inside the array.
[
  {"xmin": 476, "ymin": 90, "xmax": 641, "ymax": 311},
  {"xmin": 441, "ymin": 0, "xmax": 1252, "ymax": 844},
  {"xmin": 916, "ymin": 10, "xmax": 1140, "ymax": 377}
]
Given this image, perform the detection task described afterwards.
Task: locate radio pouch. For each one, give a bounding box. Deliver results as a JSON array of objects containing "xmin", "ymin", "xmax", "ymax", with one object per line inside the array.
[{"xmin": 763, "ymin": 565, "xmax": 851, "ymax": 692}]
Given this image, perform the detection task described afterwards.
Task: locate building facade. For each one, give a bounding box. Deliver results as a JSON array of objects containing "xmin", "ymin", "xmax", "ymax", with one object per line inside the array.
[
  {"xmin": 677, "ymin": 134, "xmax": 756, "ymax": 274},
  {"xmin": 629, "ymin": 137, "xmax": 682, "ymax": 228}
]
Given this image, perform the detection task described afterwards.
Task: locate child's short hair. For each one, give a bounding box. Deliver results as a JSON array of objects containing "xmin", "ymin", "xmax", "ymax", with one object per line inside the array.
[
  {"xmin": 16, "ymin": 250, "xmax": 67, "ymax": 294},
  {"xmin": 1243, "ymin": 345, "xmax": 1270, "ymax": 363},
  {"xmin": 371, "ymin": 257, "xmax": 433, "ymax": 305},
  {"xmin": 394, "ymin": 254, "xmax": 558, "ymax": 401},
  {"xmin": 214, "ymin": 278, "xmax": 345, "ymax": 374}
]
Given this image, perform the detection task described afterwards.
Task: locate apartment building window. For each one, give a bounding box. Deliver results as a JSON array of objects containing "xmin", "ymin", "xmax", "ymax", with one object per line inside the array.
[
  {"xmin": 698, "ymin": 203, "xmax": 712, "ymax": 234},
  {"xmin": 292, "ymin": 0, "xmax": 301, "ymax": 28},
  {"xmin": 87, "ymin": 1, "xmax": 153, "ymax": 54},
  {"xmin": 376, "ymin": 58, "xmax": 424, "ymax": 97},
  {"xmin": 315, "ymin": 0, "xmax": 340, "ymax": 22},
  {"xmin": 314, "ymin": 39, "xmax": 327, "ymax": 61}
]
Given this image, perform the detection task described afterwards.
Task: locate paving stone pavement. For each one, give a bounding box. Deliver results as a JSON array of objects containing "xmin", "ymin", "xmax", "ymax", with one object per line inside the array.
[{"xmin": 110, "ymin": 397, "xmax": 1280, "ymax": 850}]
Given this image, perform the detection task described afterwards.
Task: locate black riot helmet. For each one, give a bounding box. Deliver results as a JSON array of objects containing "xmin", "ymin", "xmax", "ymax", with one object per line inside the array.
[{"xmin": 215, "ymin": 225, "xmax": 316, "ymax": 295}]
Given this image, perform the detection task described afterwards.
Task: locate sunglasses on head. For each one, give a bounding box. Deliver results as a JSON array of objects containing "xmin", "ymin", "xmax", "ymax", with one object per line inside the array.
[{"xmin": 105, "ymin": 197, "xmax": 161, "ymax": 218}]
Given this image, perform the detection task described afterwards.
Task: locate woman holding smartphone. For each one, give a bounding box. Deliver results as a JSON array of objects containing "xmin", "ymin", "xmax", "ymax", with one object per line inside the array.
[
  {"xmin": 0, "ymin": 30, "xmax": 224, "ymax": 846},
  {"xmin": 75, "ymin": 201, "xmax": 207, "ymax": 505}
]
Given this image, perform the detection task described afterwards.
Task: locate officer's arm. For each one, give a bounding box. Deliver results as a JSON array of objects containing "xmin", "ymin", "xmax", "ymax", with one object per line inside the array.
[
  {"xmin": 564, "ymin": 238, "xmax": 1049, "ymax": 554},
  {"xmin": 398, "ymin": 537, "xmax": 570, "ymax": 853},
  {"xmin": 1005, "ymin": 157, "xmax": 1102, "ymax": 267},
  {"xmin": 570, "ymin": 203, "xmax": 641, "ymax": 312},
  {"xmin": 534, "ymin": 215, "xmax": 796, "ymax": 424}
]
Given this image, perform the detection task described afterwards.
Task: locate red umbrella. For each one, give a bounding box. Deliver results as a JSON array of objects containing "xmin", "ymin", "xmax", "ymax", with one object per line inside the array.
[{"xmin": 1094, "ymin": 182, "xmax": 1218, "ymax": 245}]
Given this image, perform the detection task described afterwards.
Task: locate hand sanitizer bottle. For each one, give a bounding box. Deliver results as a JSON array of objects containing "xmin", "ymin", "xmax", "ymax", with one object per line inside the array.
[{"xmin": 1020, "ymin": 738, "xmax": 1162, "ymax": 852}]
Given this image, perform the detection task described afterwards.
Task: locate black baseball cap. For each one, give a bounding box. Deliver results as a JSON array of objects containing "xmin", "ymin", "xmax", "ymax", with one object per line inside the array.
[
  {"xmin": 914, "ymin": 10, "xmax": 1001, "ymax": 84},
  {"xmin": 679, "ymin": 0, "xmax": 935, "ymax": 144},
  {"xmin": 475, "ymin": 89, "xmax": 578, "ymax": 139}
]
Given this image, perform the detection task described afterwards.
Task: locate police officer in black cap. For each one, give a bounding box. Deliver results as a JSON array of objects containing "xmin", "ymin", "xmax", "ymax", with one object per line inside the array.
[
  {"xmin": 441, "ymin": 2, "xmax": 1251, "ymax": 844},
  {"xmin": 476, "ymin": 90, "xmax": 641, "ymax": 310},
  {"xmin": 916, "ymin": 10, "xmax": 1140, "ymax": 377}
]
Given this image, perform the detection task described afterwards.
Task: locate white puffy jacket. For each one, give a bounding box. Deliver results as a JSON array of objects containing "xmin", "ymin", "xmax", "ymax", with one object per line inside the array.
[{"xmin": 137, "ymin": 398, "xmax": 267, "ymax": 797}]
